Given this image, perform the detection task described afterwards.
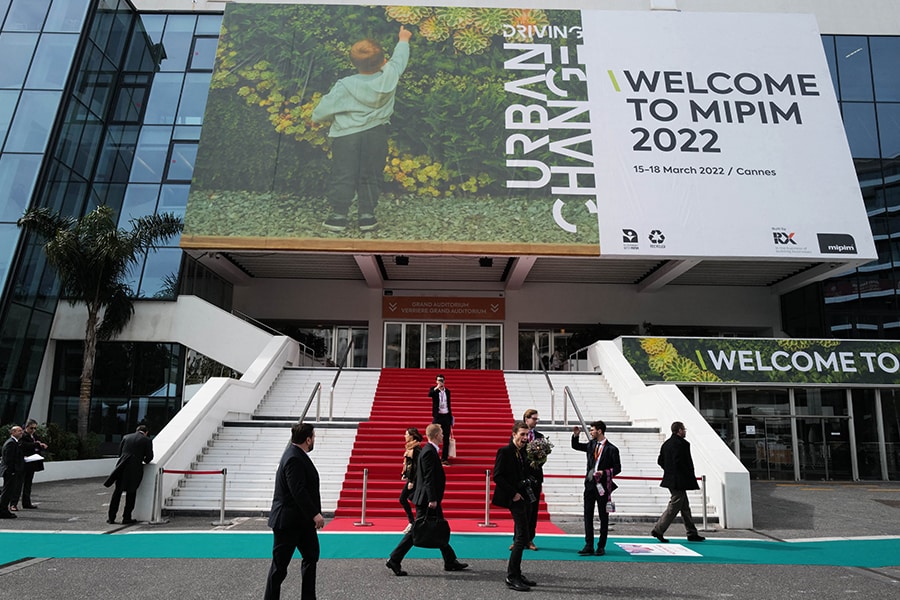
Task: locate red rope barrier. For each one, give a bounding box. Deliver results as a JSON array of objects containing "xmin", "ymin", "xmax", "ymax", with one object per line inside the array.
[
  {"xmin": 161, "ymin": 469, "xmax": 225, "ymax": 475},
  {"xmin": 543, "ymin": 474, "xmax": 702, "ymax": 481}
]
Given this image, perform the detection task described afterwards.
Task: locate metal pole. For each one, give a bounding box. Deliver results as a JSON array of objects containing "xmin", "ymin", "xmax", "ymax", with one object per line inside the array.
[
  {"xmin": 478, "ymin": 470, "xmax": 498, "ymax": 528},
  {"xmin": 354, "ymin": 468, "xmax": 374, "ymax": 526},
  {"xmin": 550, "ymin": 390, "xmax": 556, "ymax": 425},
  {"xmin": 212, "ymin": 468, "xmax": 232, "ymax": 526},
  {"xmin": 150, "ymin": 467, "xmax": 168, "ymax": 524},
  {"xmin": 700, "ymin": 474, "xmax": 710, "ymax": 532}
]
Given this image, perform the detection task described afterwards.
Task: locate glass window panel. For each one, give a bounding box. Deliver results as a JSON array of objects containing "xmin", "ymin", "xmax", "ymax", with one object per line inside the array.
[
  {"xmin": 159, "ymin": 15, "xmax": 196, "ymax": 72},
  {"xmin": 18, "ymin": 309, "xmax": 51, "ymax": 389},
  {"xmin": 0, "ymin": 89, "xmax": 18, "ymax": 147},
  {"xmin": 485, "ymin": 324, "xmax": 501, "ymax": 369},
  {"xmin": 882, "ymin": 390, "xmax": 900, "ymax": 480},
  {"xmin": 4, "ymin": 90, "xmax": 61, "ymax": 152},
  {"xmin": 404, "ymin": 323, "xmax": 421, "ymax": 368},
  {"xmin": 3, "ymin": 0, "xmax": 50, "ymax": 32},
  {"xmin": 0, "ymin": 153, "xmax": 41, "ymax": 221},
  {"xmin": 877, "ymin": 103, "xmax": 900, "ymax": 160},
  {"xmin": 851, "ymin": 389, "xmax": 883, "ymax": 479},
  {"xmin": 176, "ymin": 72, "xmax": 210, "ymax": 124},
  {"xmin": 139, "ymin": 14, "xmax": 165, "ymax": 45},
  {"xmin": 25, "ymin": 33, "xmax": 78, "ymax": 90},
  {"xmin": 821, "ymin": 36, "xmax": 839, "ymax": 99},
  {"xmin": 139, "ymin": 248, "xmax": 182, "ymax": 299},
  {"xmin": 129, "ymin": 126, "xmax": 172, "ymax": 183},
  {"xmin": 119, "ymin": 183, "xmax": 159, "ymax": 222},
  {"xmin": 103, "ymin": 8, "xmax": 131, "ymax": 67},
  {"xmin": 165, "ymin": 142, "xmax": 197, "ymax": 182},
  {"xmin": 159, "ymin": 184, "xmax": 189, "ymax": 221},
  {"xmin": 188, "ymin": 36, "xmax": 218, "ymax": 71},
  {"xmin": 0, "ymin": 0, "xmax": 10, "ymax": 29},
  {"xmin": 384, "ymin": 323, "xmax": 401, "ymax": 368},
  {"xmin": 143, "ymin": 72, "xmax": 183, "ymax": 125},
  {"xmin": 0, "ymin": 223, "xmax": 18, "ymax": 286},
  {"xmin": 870, "ymin": 37, "xmax": 900, "ymax": 102},
  {"xmin": 94, "ymin": 124, "xmax": 139, "ymax": 183},
  {"xmin": 194, "ymin": 14, "xmax": 222, "ymax": 36},
  {"xmin": 172, "ymin": 125, "xmax": 201, "ymax": 141},
  {"xmin": 835, "ymin": 36, "xmax": 873, "ymax": 102},
  {"xmin": 0, "ymin": 33, "xmax": 39, "ymax": 88},
  {"xmin": 44, "ymin": 0, "xmax": 90, "ymax": 33},
  {"xmin": 0, "ymin": 302, "xmax": 29, "ymax": 389},
  {"xmin": 841, "ymin": 102, "xmax": 880, "ymax": 160}
]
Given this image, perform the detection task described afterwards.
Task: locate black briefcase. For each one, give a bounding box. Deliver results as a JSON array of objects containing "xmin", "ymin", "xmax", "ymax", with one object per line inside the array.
[{"xmin": 412, "ymin": 510, "xmax": 451, "ymax": 548}]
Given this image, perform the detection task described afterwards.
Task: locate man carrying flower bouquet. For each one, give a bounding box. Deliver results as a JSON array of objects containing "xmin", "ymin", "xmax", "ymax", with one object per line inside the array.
[
  {"xmin": 571, "ymin": 420, "xmax": 621, "ymax": 556},
  {"xmin": 520, "ymin": 409, "xmax": 549, "ymax": 551}
]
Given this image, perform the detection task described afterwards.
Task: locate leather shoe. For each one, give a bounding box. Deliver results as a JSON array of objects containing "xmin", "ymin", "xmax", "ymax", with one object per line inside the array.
[
  {"xmin": 520, "ymin": 575, "xmax": 537, "ymax": 587},
  {"xmin": 595, "ymin": 547, "xmax": 606, "ymax": 556},
  {"xmin": 385, "ymin": 560, "xmax": 407, "ymax": 577},
  {"xmin": 22, "ymin": 504, "xmax": 38, "ymax": 509},
  {"xmin": 527, "ymin": 542, "xmax": 538, "ymax": 551},
  {"xmin": 0, "ymin": 512, "xmax": 16, "ymax": 519},
  {"xmin": 122, "ymin": 518, "xmax": 138, "ymax": 525},
  {"xmin": 577, "ymin": 544, "xmax": 594, "ymax": 555},
  {"xmin": 444, "ymin": 561, "xmax": 469, "ymax": 571},
  {"xmin": 505, "ymin": 577, "xmax": 531, "ymax": 592},
  {"xmin": 687, "ymin": 534, "xmax": 706, "ymax": 542},
  {"xmin": 651, "ymin": 529, "xmax": 669, "ymax": 543},
  {"xmin": 107, "ymin": 518, "xmax": 117, "ymax": 524}
]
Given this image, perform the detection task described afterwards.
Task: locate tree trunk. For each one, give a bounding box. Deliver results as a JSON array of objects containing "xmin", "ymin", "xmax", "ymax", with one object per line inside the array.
[{"xmin": 78, "ymin": 306, "xmax": 99, "ymax": 441}]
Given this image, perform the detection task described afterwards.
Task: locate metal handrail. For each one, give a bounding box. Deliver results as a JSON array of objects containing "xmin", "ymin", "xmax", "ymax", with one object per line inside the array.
[
  {"xmin": 563, "ymin": 385, "xmax": 589, "ymax": 433},
  {"xmin": 532, "ymin": 341, "xmax": 556, "ymax": 423},
  {"xmin": 567, "ymin": 344, "xmax": 594, "ymax": 372},
  {"xmin": 299, "ymin": 381, "xmax": 322, "ymax": 423},
  {"xmin": 329, "ymin": 339, "xmax": 355, "ymax": 421},
  {"xmin": 231, "ymin": 309, "xmax": 319, "ymax": 366}
]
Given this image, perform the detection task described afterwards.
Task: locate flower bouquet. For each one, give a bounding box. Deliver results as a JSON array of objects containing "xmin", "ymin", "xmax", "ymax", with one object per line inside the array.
[{"xmin": 526, "ymin": 437, "xmax": 554, "ymax": 470}]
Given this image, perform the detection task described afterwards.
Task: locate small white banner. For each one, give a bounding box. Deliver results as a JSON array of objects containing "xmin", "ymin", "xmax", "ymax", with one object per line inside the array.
[{"xmin": 615, "ymin": 543, "xmax": 702, "ymax": 557}]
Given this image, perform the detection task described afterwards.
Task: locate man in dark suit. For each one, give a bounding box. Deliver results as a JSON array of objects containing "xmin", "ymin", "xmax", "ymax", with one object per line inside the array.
[
  {"xmin": 0, "ymin": 426, "xmax": 24, "ymax": 518},
  {"xmin": 264, "ymin": 422, "xmax": 325, "ymax": 600},
  {"xmin": 571, "ymin": 420, "xmax": 622, "ymax": 556},
  {"xmin": 522, "ymin": 408, "xmax": 543, "ymax": 551},
  {"xmin": 104, "ymin": 424, "xmax": 154, "ymax": 524},
  {"xmin": 386, "ymin": 423, "xmax": 468, "ymax": 576},
  {"xmin": 428, "ymin": 374, "xmax": 453, "ymax": 465},
  {"xmin": 18, "ymin": 419, "xmax": 47, "ymax": 509},
  {"xmin": 651, "ymin": 421, "xmax": 706, "ymax": 543},
  {"xmin": 493, "ymin": 421, "xmax": 538, "ymax": 592}
]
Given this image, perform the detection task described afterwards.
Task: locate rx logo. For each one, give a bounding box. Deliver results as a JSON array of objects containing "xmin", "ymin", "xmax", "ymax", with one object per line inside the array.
[{"xmin": 773, "ymin": 232, "xmax": 797, "ymax": 245}]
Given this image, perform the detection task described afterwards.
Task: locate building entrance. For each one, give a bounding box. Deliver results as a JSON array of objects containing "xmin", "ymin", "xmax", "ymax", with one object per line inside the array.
[{"xmin": 384, "ymin": 322, "xmax": 502, "ymax": 369}]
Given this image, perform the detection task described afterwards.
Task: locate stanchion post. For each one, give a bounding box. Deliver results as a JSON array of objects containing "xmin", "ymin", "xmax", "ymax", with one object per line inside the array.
[
  {"xmin": 354, "ymin": 468, "xmax": 374, "ymax": 527},
  {"xmin": 700, "ymin": 474, "xmax": 710, "ymax": 532},
  {"xmin": 212, "ymin": 468, "xmax": 233, "ymax": 526},
  {"xmin": 478, "ymin": 469, "xmax": 498, "ymax": 528},
  {"xmin": 150, "ymin": 467, "xmax": 169, "ymax": 524}
]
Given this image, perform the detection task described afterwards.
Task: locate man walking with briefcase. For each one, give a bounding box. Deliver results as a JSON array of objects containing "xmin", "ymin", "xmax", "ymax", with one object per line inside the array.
[{"xmin": 386, "ymin": 423, "xmax": 469, "ymax": 577}]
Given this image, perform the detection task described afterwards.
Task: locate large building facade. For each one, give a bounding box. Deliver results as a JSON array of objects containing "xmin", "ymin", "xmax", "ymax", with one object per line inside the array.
[{"xmin": 0, "ymin": 0, "xmax": 899, "ymax": 477}]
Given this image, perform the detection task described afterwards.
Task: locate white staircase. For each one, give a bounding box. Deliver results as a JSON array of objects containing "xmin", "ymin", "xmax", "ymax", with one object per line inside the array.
[{"xmin": 505, "ymin": 371, "xmax": 715, "ymax": 521}]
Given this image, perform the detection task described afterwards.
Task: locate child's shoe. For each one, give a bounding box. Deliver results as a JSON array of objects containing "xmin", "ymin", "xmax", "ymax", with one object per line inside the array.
[
  {"xmin": 358, "ymin": 214, "xmax": 378, "ymax": 231},
  {"xmin": 323, "ymin": 215, "xmax": 348, "ymax": 232}
]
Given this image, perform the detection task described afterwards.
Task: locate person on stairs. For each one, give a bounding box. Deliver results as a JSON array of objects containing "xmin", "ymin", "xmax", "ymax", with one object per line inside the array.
[
  {"xmin": 428, "ymin": 374, "xmax": 454, "ymax": 465},
  {"xmin": 399, "ymin": 427, "xmax": 423, "ymax": 533}
]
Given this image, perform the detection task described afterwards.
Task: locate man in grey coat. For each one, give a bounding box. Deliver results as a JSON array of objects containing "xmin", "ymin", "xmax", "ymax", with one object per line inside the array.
[
  {"xmin": 651, "ymin": 421, "xmax": 706, "ymax": 543},
  {"xmin": 104, "ymin": 424, "xmax": 153, "ymax": 524}
]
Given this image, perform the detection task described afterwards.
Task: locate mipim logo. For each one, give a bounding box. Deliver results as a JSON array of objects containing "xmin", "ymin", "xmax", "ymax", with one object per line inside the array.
[{"xmin": 817, "ymin": 233, "xmax": 858, "ymax": 254}]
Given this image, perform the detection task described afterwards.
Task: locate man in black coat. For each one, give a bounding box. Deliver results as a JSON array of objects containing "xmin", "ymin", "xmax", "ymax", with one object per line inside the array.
[
  {"xmin": 428, "ymin": 374, "xmax": 453, "ymax": 464},
  {"xmin": 386, "ymin": 423, "xmax": 468, "ymax": 576},
  {"xmin": 493, "ymin": 421, "xmax": 538, "ymax": 592},
  {"xmin": 264, "ymin": 422, "xmax": 325, "ymax": 600},
  {"xmin": 651, "ymin": 421, "xmax": 706, "ymax": 543},
  {"xmin": 19, "ymin": 419, "xmax": 47, "ymax": 509},
  {"xmin": 0, "ymin": 426, "xmax": 24, "ymax": 518},
  {"xmin": 104, "ymin": 424, "xmax": 154, "ymax": 524},
  {"xmin": 521, "ymin": 408, "xmax": 544, "ymax": 551},
  {"xmin": 571, "ymin": 420, "xmax": 622, "ymax": 556}
]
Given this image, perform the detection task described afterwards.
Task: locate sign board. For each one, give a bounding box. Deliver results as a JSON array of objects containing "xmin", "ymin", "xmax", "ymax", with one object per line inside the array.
[
  {"xmin": 182, "ymin": 5, "xmax": 874, "ymax": 262},
  {"xmin": 382, "ymin": 296, "xmax": 505, "ymax": 320}
]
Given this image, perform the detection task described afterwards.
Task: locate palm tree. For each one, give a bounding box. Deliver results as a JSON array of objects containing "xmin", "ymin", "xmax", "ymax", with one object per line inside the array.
[{"xmin": 17, "ymin": 205, "xmax": 184, "ymax": 441}]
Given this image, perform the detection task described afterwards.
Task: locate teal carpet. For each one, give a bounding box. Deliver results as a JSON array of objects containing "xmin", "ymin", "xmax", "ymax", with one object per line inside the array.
[{"xmin": 2, "ymin": 532, "xmax": 898, "ymax": 568}]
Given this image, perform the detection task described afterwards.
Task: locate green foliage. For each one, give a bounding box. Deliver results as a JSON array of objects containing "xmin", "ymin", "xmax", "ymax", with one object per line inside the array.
[
  {"xmin": 0, "ymin": 423, "xmax": 99, "ymax": 461},
  {"xmin": 199, "ymin": 5, "xmax": 588, "ymax": 198}
]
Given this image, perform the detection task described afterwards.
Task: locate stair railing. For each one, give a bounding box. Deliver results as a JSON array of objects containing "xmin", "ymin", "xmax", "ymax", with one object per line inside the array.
[
  {"xmin": 532, "ymin": 341, "xmax": 556, "ymax": 424},
  {"xmin": 563, "ymin": 385, "xmax": 589, "ymax": 433},
  {"xmin": 299, "ymin": 381, "xmax": 322, "ymax": 423},
  {"xmin": 328, "ymin": 338, "xmax": 355, "ymax": 421},
  {"xmin": 232, "ymin": 309, "xmax": 319, "ymax": 366},
  {"xmin": 567, "ymin": 343, "xmax": 597, "ymax": 373}
]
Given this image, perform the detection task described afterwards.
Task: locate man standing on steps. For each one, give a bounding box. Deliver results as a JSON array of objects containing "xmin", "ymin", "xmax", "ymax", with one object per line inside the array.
[
  {"xmin": 651, "ymin": 421, "xmax": 706, "ymax": 544},
  {"xmin": 264, "ymin": 422, "xmax": 325, "ymax": 600},
  {"xmin": 428, "ymin": 374, "xmax": 454, "ymax": 465},
  {"xmin": 104, "ymin": 424, "xmax": 153, "ymax": 525},
  {"xmin": 386, "ymin": 423, "xmax": 469, "ymax": 577},
  {"xmin": 571, "ymin": 420, "xmax": 621, "ymax": 556}
]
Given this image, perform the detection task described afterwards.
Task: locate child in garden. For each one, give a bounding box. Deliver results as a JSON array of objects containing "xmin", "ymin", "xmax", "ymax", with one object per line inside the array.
[{"xmin": 312, "ymin": 25, "xmax": 412, "ymax": 232}]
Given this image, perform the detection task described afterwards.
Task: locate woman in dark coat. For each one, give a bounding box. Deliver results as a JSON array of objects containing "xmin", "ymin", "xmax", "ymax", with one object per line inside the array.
[{"xmin": 399, "ymin": 427, "xmax": 423, "ymax": 532}]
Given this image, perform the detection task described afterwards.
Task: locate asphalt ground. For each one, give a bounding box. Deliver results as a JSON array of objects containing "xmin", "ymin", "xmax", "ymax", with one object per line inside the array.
[{"xmin": 0, "ymin": 478, "xmax": 898, "ymax": 599}]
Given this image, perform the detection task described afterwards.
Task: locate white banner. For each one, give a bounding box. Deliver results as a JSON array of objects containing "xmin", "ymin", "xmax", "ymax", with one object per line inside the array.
[{"xmin": 580, "ymin": 11, "xmax": 876, "ymax": 260}]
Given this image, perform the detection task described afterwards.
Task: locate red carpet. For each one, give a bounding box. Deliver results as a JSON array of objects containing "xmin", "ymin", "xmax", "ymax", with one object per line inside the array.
[{"xmin": 330, "ymin": 369, "xmax": 563, "ymax": 534}]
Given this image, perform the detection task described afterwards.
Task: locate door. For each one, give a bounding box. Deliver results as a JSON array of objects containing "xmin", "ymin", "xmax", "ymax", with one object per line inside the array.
[{"xmin": 384, "ymin": 322, "xmax": 501, "ymax": 369}]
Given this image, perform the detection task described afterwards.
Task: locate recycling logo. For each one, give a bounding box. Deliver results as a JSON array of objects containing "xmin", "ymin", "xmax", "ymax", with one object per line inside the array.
[{"xmin": 649, "ymin": 230, "xmax": 665, "ymax": 244}]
